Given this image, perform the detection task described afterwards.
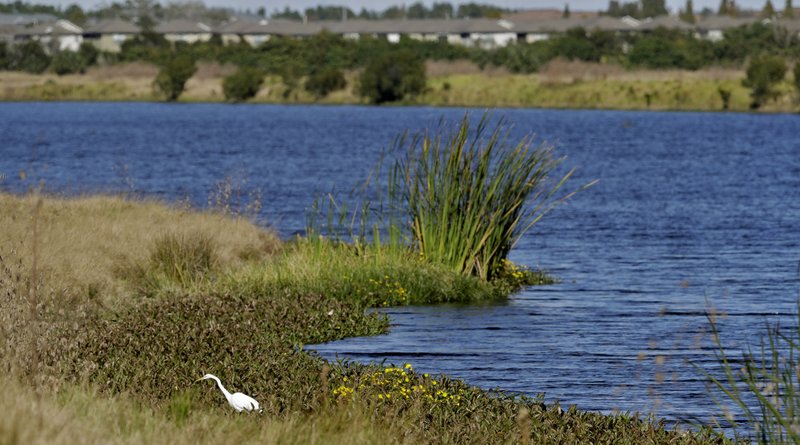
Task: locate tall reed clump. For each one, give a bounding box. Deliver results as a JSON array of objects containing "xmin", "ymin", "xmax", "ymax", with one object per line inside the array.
[
  {"xmin": 701, "ymin": 306, "xmax": 800, "ymax": 443},
  {"xmin": 388, "ymin": 114, "xmax": 590, "ymax": 281},
  {"xmin": 122, "ymin": 233, "xmax": 219, "ymax": 297}
]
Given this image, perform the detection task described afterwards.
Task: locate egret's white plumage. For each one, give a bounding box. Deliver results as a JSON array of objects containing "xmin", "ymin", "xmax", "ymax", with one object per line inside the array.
[{"xmin": 196, "ymin": 373, "xmax": 262, "ymax": 413}]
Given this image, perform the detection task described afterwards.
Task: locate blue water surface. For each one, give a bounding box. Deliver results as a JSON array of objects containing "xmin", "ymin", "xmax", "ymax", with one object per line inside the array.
[{"xmin": 1, "ymin": 102, "xmax": 799, "ymax": 427}]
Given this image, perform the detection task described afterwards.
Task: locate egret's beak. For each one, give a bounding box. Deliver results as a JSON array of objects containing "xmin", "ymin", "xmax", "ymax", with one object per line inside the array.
[{"xmin": 195, "ymin": 377, "xmax": 204, "ymax": 383}]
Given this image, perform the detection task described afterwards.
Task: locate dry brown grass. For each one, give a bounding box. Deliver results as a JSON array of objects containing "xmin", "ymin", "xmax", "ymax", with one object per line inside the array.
[
  {"xmin": 426, "ymin": 59, "xmax": 509, "ymax": 77},
  {"xmin": 192, "ymin": 62, "xmax": 238, "ymax": 80},
  {"xmin": 0, "ymin": 193, "xmax": 280, "ymax": 309},
  {"xmin": 537, "ymin": 59, "xmax": 744, "ymax": 85},
  {"xmin": 0, "ymin": 66, "xmax": 157, "ymax": 100},
  {"xmin": 182, "ymin": 62, "xmax": 238, "ymax": 101},
  {"xmin": 86, "ymin": 62, "xmax": 159, "ymax": 79},
  {"xmin": 0, "ymin": 376, "xmax": 401, "ymax": 445}
]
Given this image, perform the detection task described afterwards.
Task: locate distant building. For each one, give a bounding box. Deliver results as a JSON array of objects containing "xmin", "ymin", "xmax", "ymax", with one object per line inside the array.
[
  {"xmin": 0, "ymin": 13, "xmax": 57, "ymax": 26},
  {"xmin": 694, "ymin": 15, "xmax": 757, "ymax": 40},
  {"xmin": 503, "ymin": 9, "xmax": 599, "ymax": 21},
  {"xmin": 4, "ymin": 13, "xmax": 800, "ymax": 52},
  {"xmin": 83, "ymin": 19, "xmax": 140, "ymax": 52},
  {"xmin": 15, "ymin": 19, "xmax": 83, "ymax": 52},
  {"xmin": 0, "ymin": 24, "xmax": 19, "ymax": 44},
  {"xmin": 155, "ymin": 19, "xmax": 213, "ymax": 44}
]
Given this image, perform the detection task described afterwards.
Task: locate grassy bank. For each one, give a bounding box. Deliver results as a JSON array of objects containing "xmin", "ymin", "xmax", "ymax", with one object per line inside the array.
[
  {"xmin": 0, "ymin": 192, "xmax": 727, "ymax": 444},
  {"xmin": 1, "ymin": 60, "xmax": 796, "ymax": 112}
]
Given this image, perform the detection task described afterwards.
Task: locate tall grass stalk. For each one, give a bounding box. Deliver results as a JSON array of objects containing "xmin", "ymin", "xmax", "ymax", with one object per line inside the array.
[
  {"xmin": 701, "ymin": 306, "xmax": 800, "ymax": 443},
  {"xmin": 389, "ymin": 114, "xmax": 591, "ymax": 281}
]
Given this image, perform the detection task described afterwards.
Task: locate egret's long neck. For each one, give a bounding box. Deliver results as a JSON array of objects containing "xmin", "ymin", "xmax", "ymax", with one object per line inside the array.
[{"xmin": 211, "ymin": 376, "xmax": 233, "ymax": 401}]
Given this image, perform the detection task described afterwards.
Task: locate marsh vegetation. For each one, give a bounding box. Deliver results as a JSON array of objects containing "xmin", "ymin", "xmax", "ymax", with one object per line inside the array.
[{"xmin": 0, "ymin": 115, "xmax": 741, "ymax": 444}]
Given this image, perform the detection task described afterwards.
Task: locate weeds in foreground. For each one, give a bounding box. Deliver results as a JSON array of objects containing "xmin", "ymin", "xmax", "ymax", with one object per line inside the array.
[{"xmin": 702, "ymin": 305, "xmax": 800, "ymax": 444}]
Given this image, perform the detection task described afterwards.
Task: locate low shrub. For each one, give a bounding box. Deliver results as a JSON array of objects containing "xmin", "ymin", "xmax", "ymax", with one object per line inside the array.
[
  {"xmin": 78, "ymin": 42, "xmax": 99, "ymax": 67},
  {"xmin": 222, "ymin": 67, "xmax": 263, "ymax": 102},
  {"xmin": 793, "ymin": 61, "xmax": 800, "ymax": 99},
  {"xmin": 357, "ymin": 49, "xmax": 426, "ymax": 104},
  {"xmin": 9, "ymin": 41, "xmax": 51, "ymax": 74},
  {"xmin": 0, "ymin": 43, "xmax": 8, "ymax": 70},
  {"xmin": 50, "ymin": 51, "xmax": 87, "ymax": 75},
  {"xmin": 120, "ymin": 233, "xmax": 219, "ymax": 297},
  {"xmin": 743, "ymin": 54, "xmax": 787, "ymax": 109},
  {"xmin": 305, "ymin": 66, "xmax": 347, "ymax": 98},
  {"xmin": 153, "ymin": 54, "xmax": 196, "ymax": 101}
]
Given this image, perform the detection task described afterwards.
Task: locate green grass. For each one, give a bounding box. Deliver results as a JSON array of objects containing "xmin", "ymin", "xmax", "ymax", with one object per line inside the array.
[
  {"xmin": 422, "ymin": 74, "xmax": 768, "ymax": 111},
  {"xmin": 384, "ymin": 114, "xmax": 589, "ymax": 281}
]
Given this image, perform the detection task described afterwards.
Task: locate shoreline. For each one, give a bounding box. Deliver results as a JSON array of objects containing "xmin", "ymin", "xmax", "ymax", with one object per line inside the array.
[{"xmin": 2, "ymin": 63, "xmax": 797, "ymax": 114}]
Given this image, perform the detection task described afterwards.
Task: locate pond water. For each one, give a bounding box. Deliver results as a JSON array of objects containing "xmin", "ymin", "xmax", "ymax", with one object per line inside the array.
[{"xmin": 1, "ymin": 102, "xmax": 799, "ymax": 427}]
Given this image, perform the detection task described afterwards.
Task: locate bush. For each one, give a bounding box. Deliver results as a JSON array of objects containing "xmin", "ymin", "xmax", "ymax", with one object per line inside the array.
[
  {"xmin": 794, "ymin": 62, "xmax": 800, "ymax": 98},
  {"xmin": 222, "ymin": 67, "xmax": 263, "ymax": 102},
  {"xmin": 10, "ymin": 41, "xmax": 50, "ymax": 74},
  {"xmin": 78, "ymin": 42, "xmax": 99, "ymax": 67},
  {"xmin": 743, "ymin": 54, "xmax": 786, "ymax": 108},
  {"xmin": 305, "ymin": 66, "xmax": 347, "ymax": 98},
  {"xmin": 490, "ymin": 43, "xmax": 553, "ymax": 73},
  {"xmin": 384, "ymin": 114, "xmax": 589, "ymax": 281},
  {"xmin": 0, "ymin": 43, "xmax": 8, "ymax": 70},
  {"xmin": 50, "ymin": 51, "xmax": 87, "ymax": 75},
  {"xmin": 357, "ymin": 49, "xmax": 426, "ymax": 104},
  {"xmin": 153, "ymin": 54, "xmax": 197, "ymax": 101},
  {"xmin": 122, "ymin": 233, "xmax": 219, "ymax": 297}
]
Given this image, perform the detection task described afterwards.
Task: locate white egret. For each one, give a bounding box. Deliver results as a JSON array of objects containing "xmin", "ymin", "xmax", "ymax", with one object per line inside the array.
[{"xmin": 196, "ymin": 373, "xmax": 262, "ymax": 413}]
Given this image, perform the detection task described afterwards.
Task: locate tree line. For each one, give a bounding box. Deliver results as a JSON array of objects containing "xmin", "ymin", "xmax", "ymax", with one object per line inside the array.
[{"xmin": 1, "ymin": 1, "xmax": 512, "ymax": 27}]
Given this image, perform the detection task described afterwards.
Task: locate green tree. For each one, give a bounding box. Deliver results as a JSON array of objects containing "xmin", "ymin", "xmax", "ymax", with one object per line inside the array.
[
  {"xmin": 11, "ymin": 41, "xmax": 50, "ymax": 74},
  {"xmin": 64, "ymin": 3, "xmax": 86, "ymax": 26},
  {"xmin": 549, "ymin": 28, "xmax": 603, "ymax": 62},
  {"xmin": 0, "ymin": 43, "xmax": 8, "ymax": 70},
  {"xmin": 785, "ymin": 0, "xmax": 794, "ymax": 17},
  {"xmin": 78, "ymin": 42, "xmax": 99, "ymax": 67},
  {"xmin": 357, "ymin": 49, "xmax": 426, "ymax": 104},
  {"xmin": 793, "ymin": 61, "xmax": 800, "ymax": 99},
  {"xmin": 272, "ymin": 7, "xmax": 302, "ymax": 21},
  {"xmin": 641, "ymin": 0, "xmax": 668, "ymax": 16},
  {"xmin": 430, "ymin": 2, "xmax": 455, "ymax": 18},
  {"xmin": 381, "ymin": 6, "xmax": 406, "ymax": 18},
  {"xmin": 407, "ymin": 2, "xmax": 428, "ymax": 18},
  {"xmin": 718, "ymin": 0, "xmax": 730, "ymax": 14},
  {"xmin": 456, "ymin": 2, "xmax": 506, "ymax": 18},
  {"xmin": 680, "ymin": 0, "xmax": 696, "ymax": 23},
  {"xmin": 153, "ymin": 54, "xmax": 196, "ymax": 101},
  {"xmin": 222, "ymin": 67, "xmax": 263, "ymax": 102},
  {"xmin": 50, "ymin": 50, "xmax": 87, "ymax": 75},
  {"xmin": 743, "ymin": 54, "xmax": 787, "ymax": 108},
  {"xmin": 761, "ymin": 0, "xmax": 776, "ymax": 17},
  {"xmin": 304, "ymin": 6, "xmax": 355, "ymax": 21},
  {"xmin": 606, "ymin": 0, "xmax": 642, "ymax": 17},
  {"xmin": 305, "ymin": 66, "xmax": 347, "ymax": 98},
  {"xmin": 563, "ymin": 4, "xmax": 571, "ymax": 18}
]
